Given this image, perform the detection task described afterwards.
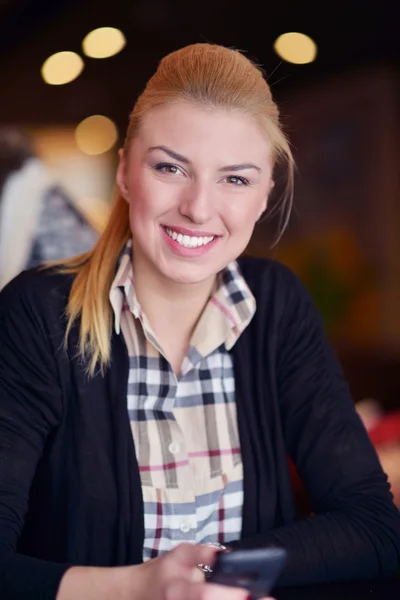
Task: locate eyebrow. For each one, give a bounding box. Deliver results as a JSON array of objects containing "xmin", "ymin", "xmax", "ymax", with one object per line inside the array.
[
  {"xmin": 219, "ymin": 163, "xmax": 262, "ymax": 174},
  {"xmin": 147, "ymin": 145, "xmax": 262, "ymax": 173},
  {"xmin": 147, "ymin": 145, "xmax": 190, "ymax": 164}
]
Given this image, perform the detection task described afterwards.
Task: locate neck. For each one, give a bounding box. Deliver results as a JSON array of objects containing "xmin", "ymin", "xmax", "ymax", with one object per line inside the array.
[{"xmin": 132, "ymin": 252, "xmax": 216, "ymax": 348}]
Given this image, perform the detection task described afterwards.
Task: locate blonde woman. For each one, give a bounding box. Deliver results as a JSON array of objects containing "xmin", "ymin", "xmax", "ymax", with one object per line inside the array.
[{"xmin": 1, "ymin": 44, "xmax": 399, "ymax": 600}]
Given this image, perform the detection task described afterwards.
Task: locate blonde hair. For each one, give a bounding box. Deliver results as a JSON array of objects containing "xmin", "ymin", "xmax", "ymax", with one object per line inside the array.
[{"xmin": 60, "ymin": 43, "xmax": 295, "ymax": 375}]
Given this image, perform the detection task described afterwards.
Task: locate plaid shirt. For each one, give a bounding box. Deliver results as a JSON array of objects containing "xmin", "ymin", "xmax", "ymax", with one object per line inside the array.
[{"xmin": 110, "ymin": 240, "xmax": 256, "ymax": 560}]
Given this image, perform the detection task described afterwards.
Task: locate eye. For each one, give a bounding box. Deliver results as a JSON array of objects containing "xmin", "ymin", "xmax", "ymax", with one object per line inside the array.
[
  {"xmin": 223, "ymin": 175, "xmax": 250, "ymax": 186},
  {"xmin": 154, "ymin": 162, "xmax": 184, "ymax": 176}
]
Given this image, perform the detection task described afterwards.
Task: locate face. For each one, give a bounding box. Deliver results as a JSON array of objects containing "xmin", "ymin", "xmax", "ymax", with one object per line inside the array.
[{"xmin": 117, "ymin": 101, "xmax": 274, "ymax": 287}]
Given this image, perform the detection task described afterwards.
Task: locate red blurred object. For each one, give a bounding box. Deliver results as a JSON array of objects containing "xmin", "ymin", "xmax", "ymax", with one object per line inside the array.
[{"xmin": 368, "ymin": 410, "xmax": 400, "ymax": 446}]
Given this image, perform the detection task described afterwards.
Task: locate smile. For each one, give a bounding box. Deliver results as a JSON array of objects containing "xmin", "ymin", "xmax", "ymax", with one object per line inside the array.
[{"xmin": 164, "ymin": 227, "xmax": 215, "ymax": 248}]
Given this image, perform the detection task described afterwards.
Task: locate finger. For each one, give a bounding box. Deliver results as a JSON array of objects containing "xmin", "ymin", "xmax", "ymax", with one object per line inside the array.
[
  {"xmin": 204, "ymin": 588, "xmax": 275, "ymax": 600},
  {"xmin": 204, "ymin": 583, "xmax": 255, "ymax": 599},
  {"xmin": 169, "ymin": 543, "xmax": 216, "ymax": 569},
  {"xmin": 165, "ymin": 580, "xmax": 253, "ymax": 600},
  {"xmin": 165, "ymin": 580, "xmax": 202, "ymax": 600},
  {"xmin": 190, "ymin": 567, "xmax": 205, "ymax": 583}
]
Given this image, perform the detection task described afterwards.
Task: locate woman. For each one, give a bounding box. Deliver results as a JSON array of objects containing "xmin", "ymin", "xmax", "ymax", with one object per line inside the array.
[{"xmin": 1, "ymin": 43, "xmax": 399, "ymax": 600}]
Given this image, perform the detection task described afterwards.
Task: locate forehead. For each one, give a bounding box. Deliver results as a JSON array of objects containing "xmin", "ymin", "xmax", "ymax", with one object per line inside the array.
[{"xmin": 133, "ymin": 101, "xmax": 272, "ymax": 165}]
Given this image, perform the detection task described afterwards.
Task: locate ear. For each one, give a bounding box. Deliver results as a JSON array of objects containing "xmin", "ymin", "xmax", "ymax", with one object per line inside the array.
[{"xmin": 116, "ymin": 148, "xmax": 129, "ymax": 202}]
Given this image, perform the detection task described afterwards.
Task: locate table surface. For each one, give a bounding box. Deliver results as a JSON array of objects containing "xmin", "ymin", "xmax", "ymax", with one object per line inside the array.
[{"xmin": 275, "ymin": 577, "xmax": 400, "ymax": 600}]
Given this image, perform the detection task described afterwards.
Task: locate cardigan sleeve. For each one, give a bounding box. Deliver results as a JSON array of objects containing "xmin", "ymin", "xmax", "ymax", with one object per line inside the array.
[
  {"xmin": 234, "ymin": 267, "xmax": 400, "ymax": 585},
  {"xmin": 0, "ymin": 277, "xmax": 71, "ymax": 599}
]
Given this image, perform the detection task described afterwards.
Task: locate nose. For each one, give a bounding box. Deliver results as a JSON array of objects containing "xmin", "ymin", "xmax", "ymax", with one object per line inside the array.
[{"xmin": 178, "ymin": 180, "xmax": 214, "ymax": 225}]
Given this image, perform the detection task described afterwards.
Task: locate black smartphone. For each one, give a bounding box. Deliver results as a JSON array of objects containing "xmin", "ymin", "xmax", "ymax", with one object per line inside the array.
[{"xmin": 207, "ymin": 546, "xmax": 287, "ymax": 599}]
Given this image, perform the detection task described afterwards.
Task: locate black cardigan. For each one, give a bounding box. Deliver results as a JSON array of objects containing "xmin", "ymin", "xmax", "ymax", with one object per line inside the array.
[{"xmin": 1, "ymin": 257, "xmax": 399, "ymax": 600}]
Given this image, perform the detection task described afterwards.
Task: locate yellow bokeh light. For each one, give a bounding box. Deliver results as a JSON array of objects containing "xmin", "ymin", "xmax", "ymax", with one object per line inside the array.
[
  {"xmin": 82, "ymin": 27, "xmax": 126, "ymax": 59},
  {"xmin": 41, "ymin": 51, "xmax": 84, "ymax": 85},
  {"xmin": 75, "ymin": 115, "xmax": 118, "ymax": 155},
  {"xmin": 273, "ymin": 32, "xmax": 317, "ymax": 65}
]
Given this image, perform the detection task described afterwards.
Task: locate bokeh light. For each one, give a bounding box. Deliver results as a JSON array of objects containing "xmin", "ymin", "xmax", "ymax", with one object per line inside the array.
[
  {"xmin": 82, "ymin": 27, "xmax": 126, "ymax": 59},
  {"xmin": 75, "ymin": 115, "xmax": 118, "ymax": 155},
  {"xmin": 273, "ymin": 32, "xmax": 317, "ymax": 65},
  {"xmin": 41, "ymin": 51, "xmax": 84, "ymax": 85}
]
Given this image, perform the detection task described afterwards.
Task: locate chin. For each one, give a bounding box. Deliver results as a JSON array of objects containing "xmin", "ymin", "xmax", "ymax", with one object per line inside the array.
[{"xmin": 161, "ymin": 264, "xmax": 217, "ymax": 286}]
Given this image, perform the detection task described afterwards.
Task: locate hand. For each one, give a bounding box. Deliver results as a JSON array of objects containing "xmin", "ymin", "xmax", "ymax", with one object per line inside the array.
[{"xmin": 131, "ymin": 543, "xmax": 274, "ymax": 600}]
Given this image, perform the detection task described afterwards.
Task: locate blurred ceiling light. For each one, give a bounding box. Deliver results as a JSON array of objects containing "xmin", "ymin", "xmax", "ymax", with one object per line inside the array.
[
  {"xmin": 41, "ymin": 51, "xmax": 84, "ymax": 85},
  {"xmin": 75, "ymin": 115, "xmax": 118, "ymax": 155},
  {"xmin": 273, "ymin": 32, "xmax": 317, "ymax": 64},
  {"xmin": 82, "ymin": 27, "xmax": 126, "ymax": 59}
]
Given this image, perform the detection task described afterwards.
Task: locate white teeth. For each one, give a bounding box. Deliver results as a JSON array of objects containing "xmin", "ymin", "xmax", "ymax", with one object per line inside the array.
[{"xmin": 165, "ymin": 228, "xmax": 215, "ymax": 248}]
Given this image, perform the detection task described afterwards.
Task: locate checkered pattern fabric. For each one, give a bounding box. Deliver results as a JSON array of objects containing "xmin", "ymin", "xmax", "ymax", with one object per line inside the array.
[{"xmin": 109, "ymin": 239, "xmax": 256, "ymax": 560}]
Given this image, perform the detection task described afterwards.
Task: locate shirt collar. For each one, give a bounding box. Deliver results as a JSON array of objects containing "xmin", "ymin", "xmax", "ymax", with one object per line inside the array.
[{"xmin": 109, "ymin": 239, "xmax": 256, "ymax": 349}]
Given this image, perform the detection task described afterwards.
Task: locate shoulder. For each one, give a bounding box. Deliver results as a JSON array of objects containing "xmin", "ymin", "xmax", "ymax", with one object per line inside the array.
[
  {"xmin": 237, "ymin": 255, "xmax": 311, "ymax": 308},
  {"xmin": 0, "ymin": 266, "xmax": 74, "ymax": 325},
  {"xmin": 237, "ymin": 255, "xmax": 321, "ymax": 340}
]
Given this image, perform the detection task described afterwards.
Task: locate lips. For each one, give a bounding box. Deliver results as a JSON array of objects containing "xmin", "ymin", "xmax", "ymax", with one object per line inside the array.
[
  {"xmin": 162, "ymin": 223, "xmax": 218, "ymax": 236},
  {"xmin": 160, "ymin": 225, "xmax": 219, "ymax": 257},
  {"xmin": 163, "ymin": 226, "xmax": 215, "ymax": 248}
]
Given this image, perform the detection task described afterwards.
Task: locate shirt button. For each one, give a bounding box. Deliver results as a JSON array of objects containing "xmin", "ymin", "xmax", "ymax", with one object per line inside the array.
[
  {"xmin": 179, "ymin": 520, "xmax": 191, "ymax": 533},
  {"xmin": 168, "ymin": 442, "xmax": 180, "ymax": 455}
]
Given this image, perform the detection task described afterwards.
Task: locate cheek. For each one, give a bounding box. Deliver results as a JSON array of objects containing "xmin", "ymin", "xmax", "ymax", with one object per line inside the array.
[
  {"xmin": 222, "ymin": 194, "xmax": 264, "ymax": 232},
  {"xmin": 128, "ymin": 175, "xmax": 164, "ymax": 220}
]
